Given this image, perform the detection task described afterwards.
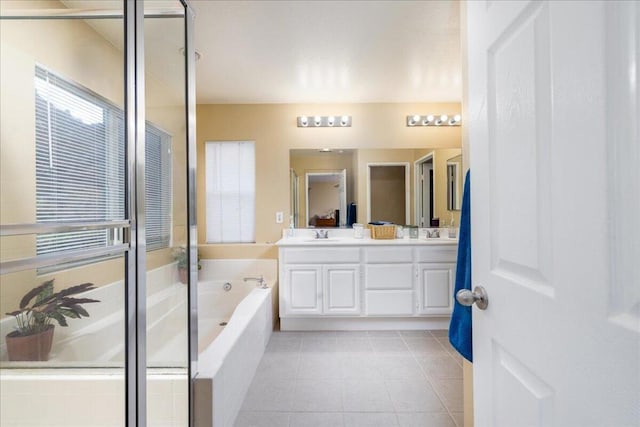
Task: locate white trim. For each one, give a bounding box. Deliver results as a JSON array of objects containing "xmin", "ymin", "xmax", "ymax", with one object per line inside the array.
[
  {"xmin": 366, "ymin": 162, "xmax": 411, "ymax": 224},
  {"xmin": 280, "ymin": 316, "xmax": 451, "ymax": 331}
]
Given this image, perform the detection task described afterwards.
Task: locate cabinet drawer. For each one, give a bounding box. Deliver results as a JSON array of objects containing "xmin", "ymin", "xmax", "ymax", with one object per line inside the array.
[
  {"xmin": 365, "ymin": 264, "xmax": 413, "ymax": 289},
  {"xmin": 365, "ymin": 291, "xmax": 414, "ymax": 315},
  {"xmin": 415, "ymin": 246, "xmax": 457, "ymax": 263},
  {"xmin": 284, "ymin": 247, "xmax": 360, "ymax": 264},
  {"xmin": 365, "ymin": 246, "xmax": 413, "ymax": 263}
]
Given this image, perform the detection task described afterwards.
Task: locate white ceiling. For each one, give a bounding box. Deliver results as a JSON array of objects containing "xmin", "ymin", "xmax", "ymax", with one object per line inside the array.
[
  {"xmin": 190, "ymin": 0, "xmax": 462, "ymax": 104},
  {"xmin": 60, "ymin": 0, "xmax": 462, "ymax": 105}
]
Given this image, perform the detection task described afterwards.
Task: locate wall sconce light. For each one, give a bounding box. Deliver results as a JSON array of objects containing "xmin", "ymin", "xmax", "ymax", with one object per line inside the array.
[
  {"xmin": 407, "ymin": 114, "xmax": 461, "ymax": 127},
  {"xmin": 298, "ymin": 115, "xmax": 351, "ymax": 127}
]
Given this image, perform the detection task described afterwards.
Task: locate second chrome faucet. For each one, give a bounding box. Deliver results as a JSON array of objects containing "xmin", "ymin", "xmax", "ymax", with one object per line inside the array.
[{"xmin": 314, "ymin": 229, "xmax": 329, "ymax": 239}]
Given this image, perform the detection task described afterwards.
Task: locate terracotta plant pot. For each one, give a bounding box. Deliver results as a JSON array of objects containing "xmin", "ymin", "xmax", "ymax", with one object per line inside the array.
[
  {"xmin": 179, "ymin": 267, "xmax": 188, "ymax": 284},
  {"xmin": 5, "ymin": 325, "xmax": 55, "ymax": 361}
]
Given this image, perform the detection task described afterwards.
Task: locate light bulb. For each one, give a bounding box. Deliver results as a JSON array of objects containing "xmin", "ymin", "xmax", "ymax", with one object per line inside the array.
[
  {"xmin": 340, "ymin": 115, "xmax": 349, "ymax": 126},
  {"xmin": 440, "ymin": 114, "xmax": 448, "ymax": 122},
  {"xmin": 299, "ymin": 116, "xmax": 308, "ymax": 127},
  {"xmin": 327, "ymin": 116, "xmax": 335, "ymax": 126},
  {"xmin": 422, "ymin": 115, "xmax": 433, "ymax": 125},
  {"xmin": 314, "ymin": 116, "xmax": 322, "ymax": 126}
]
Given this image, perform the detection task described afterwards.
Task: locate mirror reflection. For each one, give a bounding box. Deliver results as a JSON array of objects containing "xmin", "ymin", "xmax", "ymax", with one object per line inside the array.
[
  {"xmin": 290, "ymin": 148, "xmax": 462, "ymax": 228},
  {"xmin": 447, "ymin": 154, "xmax": 463, "ymax": 211}
]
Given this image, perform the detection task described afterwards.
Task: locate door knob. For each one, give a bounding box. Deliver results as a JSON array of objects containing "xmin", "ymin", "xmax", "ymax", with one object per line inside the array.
[{"xmin": 456, "ymin": 286, "xmax": 489, "ymax": 310}]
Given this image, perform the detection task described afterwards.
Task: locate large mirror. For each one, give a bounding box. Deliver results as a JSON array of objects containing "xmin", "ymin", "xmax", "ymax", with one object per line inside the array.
[{"xmin": 290, "ymin": 148, "xmax": 462, "ymax": 228}]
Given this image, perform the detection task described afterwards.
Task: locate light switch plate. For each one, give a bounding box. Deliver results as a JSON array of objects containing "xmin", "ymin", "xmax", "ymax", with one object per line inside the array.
[{"xmin": 276, "ymin": 211, "xmax": 283, "ymax": 223}]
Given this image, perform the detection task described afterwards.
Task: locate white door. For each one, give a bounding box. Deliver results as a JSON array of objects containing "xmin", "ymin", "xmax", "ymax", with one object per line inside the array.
[{"xmin": 467, "ymin": 1, "xmax": 639, "ymax": 426}]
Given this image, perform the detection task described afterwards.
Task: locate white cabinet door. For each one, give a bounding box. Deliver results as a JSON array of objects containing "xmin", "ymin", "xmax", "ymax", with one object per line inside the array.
[
  {"xmin": 323, "ymin": 264, "xmax": 360, "ymax": 315},
  {"xmin": 284, "ymin": 265, "xmax": 322, "ymax": 315},
  {"xmin": 468, "ymin": 1, "xmax": 639, "ymax": 425},
  {"xmin": 417, "ymin": 263, "xmax": 455, "ymax": 315}
]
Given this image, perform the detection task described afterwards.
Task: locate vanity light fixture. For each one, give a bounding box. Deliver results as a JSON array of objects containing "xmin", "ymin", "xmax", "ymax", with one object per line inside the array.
[
  {"xmin": 449, "ymin": 114, "xmax": 461, "ymax": 125},
  {"xmin": 406, "ymin": 114, "xmax": 461, "ymax": 127},
  {"xmin": 297, "ymin": 115, "xmax": 352, "ymax": 127}
]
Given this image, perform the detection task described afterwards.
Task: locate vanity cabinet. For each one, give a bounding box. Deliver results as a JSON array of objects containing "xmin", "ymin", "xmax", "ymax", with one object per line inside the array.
[
  {"xmin": 277, "ymin": 237, "xmax": 458, "ymax": 330},
  {"xmin": 280, "ymin": 248, "xmax": 361, "ymax": 316}
]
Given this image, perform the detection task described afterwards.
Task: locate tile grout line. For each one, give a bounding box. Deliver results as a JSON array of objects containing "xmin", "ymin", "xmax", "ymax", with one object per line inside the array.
[
  {"xmin": 402, "ymin": 331, "xmax": 461, "ymax": 427},
  {"xmin": 243, "ymin": 331, "xmax": 462, "ymax": 427}
]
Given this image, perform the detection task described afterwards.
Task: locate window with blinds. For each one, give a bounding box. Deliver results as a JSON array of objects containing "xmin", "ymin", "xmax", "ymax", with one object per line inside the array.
[
  {"xmin": 145, "ymin": 124, "xmax": 172, "ymax": 250},
  {"xmin": 205, "ymin": 141, "xmax": 255, "ymax": 243},
  {"xmin": 35, "ymin": 66, "xmax": 171, "ymax": 258}
]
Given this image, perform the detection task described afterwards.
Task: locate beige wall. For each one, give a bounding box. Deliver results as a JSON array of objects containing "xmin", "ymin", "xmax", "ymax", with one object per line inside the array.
[
  {"xmin": 197, "ymin": 102, "xmax": 462, "ymax": 256},
  {"xmin": 0, "ymin": 5, "xmax": 184, "ymax": 315}
]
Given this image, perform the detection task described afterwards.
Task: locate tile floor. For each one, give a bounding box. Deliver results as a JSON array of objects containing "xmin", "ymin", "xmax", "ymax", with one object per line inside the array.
[{"xmin": 235, "ymin": 330, "xmax": 464, "ymax": 427}]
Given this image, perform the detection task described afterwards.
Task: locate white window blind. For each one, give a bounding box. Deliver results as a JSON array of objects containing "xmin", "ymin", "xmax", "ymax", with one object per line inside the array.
[
  {"xmin": 35, "ymin": 65, "xmax": 172, "ymax": 256},
  {"xmin": 145, "ymin": 124, "xmax": 172, "ymax": 250},
  {"xmin": 205, "ymin": 141, "xmax": 255, "ymax": 243}
]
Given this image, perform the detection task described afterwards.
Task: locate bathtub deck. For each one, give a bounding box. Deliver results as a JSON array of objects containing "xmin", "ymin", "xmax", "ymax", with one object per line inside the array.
[{"xmin": 235, "ymin": 330, "xmax": 464, "ymax": 427}]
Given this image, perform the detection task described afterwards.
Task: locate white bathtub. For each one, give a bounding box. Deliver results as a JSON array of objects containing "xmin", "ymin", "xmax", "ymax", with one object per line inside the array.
[
  {"xmin": 195, "ymin": 259, "xmax": 275, "ymax": 427},
  {"xmin": 0, "ymin": 259, "xmax": 276, "ymax": 426}
]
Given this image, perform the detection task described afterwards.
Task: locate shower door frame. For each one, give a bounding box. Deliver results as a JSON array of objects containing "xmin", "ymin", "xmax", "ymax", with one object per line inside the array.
[{"xmin": 0, "ymin": 1, "xmax": 198, "ymax": 426}]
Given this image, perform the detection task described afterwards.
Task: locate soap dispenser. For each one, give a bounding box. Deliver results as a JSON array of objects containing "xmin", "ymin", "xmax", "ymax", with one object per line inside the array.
[
  {"xmin": 448, "ymin": 213, "xmax": 457, "ymax": 239},
  {"xmin": 288, "ymin": 215, "xmax": 295, "ymax": 237}
]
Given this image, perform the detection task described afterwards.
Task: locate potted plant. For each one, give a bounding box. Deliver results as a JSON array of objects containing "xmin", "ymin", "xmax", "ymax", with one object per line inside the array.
[
  {"xmin": 5, "ymin": 279, "xmax": 99, "ymax": 361},
  {"xmin": 172, "ymin": 246, "xmax": 201, "ymax": 284}
]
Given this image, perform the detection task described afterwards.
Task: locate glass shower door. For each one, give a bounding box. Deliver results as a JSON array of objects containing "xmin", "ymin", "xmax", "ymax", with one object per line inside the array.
[
  {"xmin": 144, "ymin": 2, "xmax": 193, "ymax": 426},
  {"xmin": 0, "ymin": 2, "xmax": 128, "ymax": 425}
]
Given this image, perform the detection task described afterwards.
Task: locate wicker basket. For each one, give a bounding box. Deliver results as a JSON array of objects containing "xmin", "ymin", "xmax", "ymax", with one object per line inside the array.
[{"xmin": 368, "ymin": 224, "xmax": 397, "ymax": 239}]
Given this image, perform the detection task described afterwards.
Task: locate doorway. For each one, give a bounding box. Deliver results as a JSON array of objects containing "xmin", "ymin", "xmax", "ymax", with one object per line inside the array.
[
  {"xmin": 367, "ymin": 163, "xmax": 410, "ymax": 224},
  {"xmin": 305, "ymin": 170, "xmax": 347, "ymax": 227},
  {"xmin": 415, "ymin": 154, "xmax": 434, "ymax": 227}
]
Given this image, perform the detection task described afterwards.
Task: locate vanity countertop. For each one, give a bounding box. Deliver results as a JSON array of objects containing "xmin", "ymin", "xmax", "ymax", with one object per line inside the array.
[{"xmin": 276, "ymin": 236, "xmax": 458, "ymax": 247}]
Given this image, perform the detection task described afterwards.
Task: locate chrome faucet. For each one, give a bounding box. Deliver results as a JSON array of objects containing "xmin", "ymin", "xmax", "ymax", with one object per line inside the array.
[
  {"xmin": 314, "ymin": 229, "xmax": 329, "ymax": 239},
  {"xmin": 243, "ymin": 275, "xmax": 267, "ymax": 289}
]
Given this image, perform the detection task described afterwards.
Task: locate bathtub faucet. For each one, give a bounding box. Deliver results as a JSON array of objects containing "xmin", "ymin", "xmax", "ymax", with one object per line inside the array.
[{"xmin": 244, "ymin": 275, "xmax": 267, "ymax": 289}]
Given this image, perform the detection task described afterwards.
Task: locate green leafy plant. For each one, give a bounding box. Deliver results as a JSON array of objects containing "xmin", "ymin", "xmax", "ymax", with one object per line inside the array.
[
  {"xmin": 172, "ymin": 246, "xmax": 202, "ymax": 270},
  {"xmin": 6, "ymin": 279, "xmax": 100, "ymax": 337}
]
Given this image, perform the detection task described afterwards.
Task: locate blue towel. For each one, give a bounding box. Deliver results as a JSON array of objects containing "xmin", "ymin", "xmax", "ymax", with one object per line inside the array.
[{"xmin": 449, "ymin": 170, "xmax": 473, "ymax": 362}]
